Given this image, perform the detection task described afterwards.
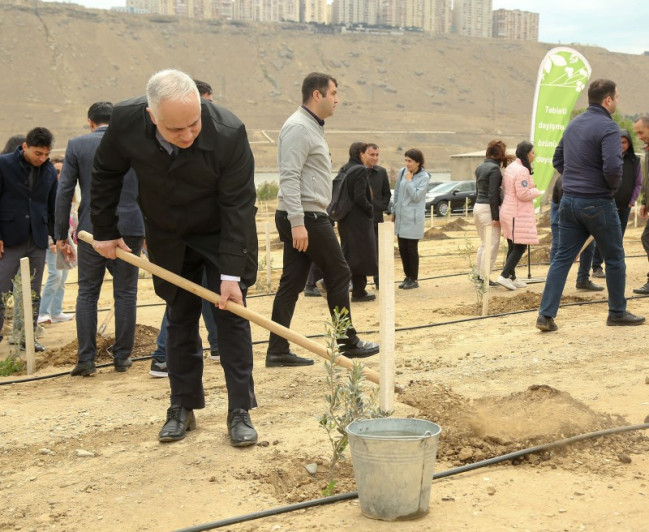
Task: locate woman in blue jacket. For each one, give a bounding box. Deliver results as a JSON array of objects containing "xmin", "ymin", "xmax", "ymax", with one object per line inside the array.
[{"xmin": 392, "ymin": 149, "xmax": 430, "ymax": 289}]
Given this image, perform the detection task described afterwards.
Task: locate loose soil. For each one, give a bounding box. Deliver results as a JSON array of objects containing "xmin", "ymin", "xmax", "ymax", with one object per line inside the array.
[{"xmin": 1, "ymin": 208, "xmax": 649, "ymax": 531}]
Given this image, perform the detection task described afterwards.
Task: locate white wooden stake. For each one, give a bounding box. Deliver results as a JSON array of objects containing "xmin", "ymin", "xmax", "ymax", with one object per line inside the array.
[
  {"xmin": 20, "ymin": 257, "xmax": 35, "ymax": 375},
  {"xmin": 482, "ymin": 225, "xmax": 492, "ymax": 316},
  {"xmin": 378, "ymin": 222, "xmax": 395, "ymax": 412},
  {"xmin": 265, "ymin": 221, "xmax": 272, "ymax": 292},
  {"xmin": 465, "ymin": 197, "xmax": 469, "ymax": 217}
]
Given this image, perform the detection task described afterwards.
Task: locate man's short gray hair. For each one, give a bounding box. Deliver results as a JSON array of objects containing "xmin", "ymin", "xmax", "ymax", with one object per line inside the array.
[
  {"xmin": 146, "ymin": 69, "xmax": 200, "ymax": 118},
  {"xmin": 635, "ymin": 116, "xmax": 649, "ymax": 128}
]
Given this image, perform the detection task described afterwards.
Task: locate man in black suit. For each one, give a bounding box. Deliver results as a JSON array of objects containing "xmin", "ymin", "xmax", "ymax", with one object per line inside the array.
[
  {"xmin": 55, "ymin": 102, "xmax": 145, "ymax": 376},
  {"xmin": 0, "ymin": 127, "xmax": 57, "ymax": 349},
  {"xmin": 365, "ymin": 143, "xmax": 391, "ymax": 289},
  {"xmin": 90, "ymin": 69, "xmax": 258, "ymax": 447}
]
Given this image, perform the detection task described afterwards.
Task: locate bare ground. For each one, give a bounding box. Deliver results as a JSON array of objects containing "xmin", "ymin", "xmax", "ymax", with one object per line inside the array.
[{"xmin": 1, "ymin": 209, "xmax": 649, "ymax": 531}]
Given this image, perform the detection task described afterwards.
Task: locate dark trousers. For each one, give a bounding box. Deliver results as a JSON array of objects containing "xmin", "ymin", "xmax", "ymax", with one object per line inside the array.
[
  {"xmin": 0, "ymin": 235, "xmax": 46, "ymax": 338},
  {"xmin": 268, "ymin": 211, "xmax": 356, "ymax": 355},
  {"xmin": 76, "ymin": 237, "xmax": 142, "ymax": 363},
  {"xmin": 351, "ymin": 274, "xmax": 367, "ymax": 297},
  {"xmin": 166, "ymin": 245, "xmax": 256, "ymax": 411},
  {"xmin": 501, "ymin": 240, "xmax": 527, "ymax": 280},
  {"xmin": 305, "ymin": 263, "xmax": 324, "ymax": 289},
  {"xmin": 592, "ymin": 207, "xmax": 631, "ymax": 271},
  {"xmin": 398, "ymin": 237, "xmax": 419, "ymax": 280}
]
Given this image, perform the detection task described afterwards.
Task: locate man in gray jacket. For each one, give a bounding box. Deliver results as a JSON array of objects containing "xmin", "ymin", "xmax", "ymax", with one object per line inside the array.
[
  {"xmin": 55, "ymin": 102, "xmax": 144, "ymax": 376},
  {"xmin": 266, "ymin": 72, "xmax": 379, "ymax": 367}
]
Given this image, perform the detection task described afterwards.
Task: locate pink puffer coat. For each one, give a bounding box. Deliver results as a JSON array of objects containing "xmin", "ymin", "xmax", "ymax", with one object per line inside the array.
[{"xmin": 499, "ymin": 159, "xmax": 540, "ymax": 245}]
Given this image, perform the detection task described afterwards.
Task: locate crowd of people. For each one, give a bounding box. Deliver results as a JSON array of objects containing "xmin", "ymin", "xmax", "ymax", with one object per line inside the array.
[{"xmin": 0, "ymin": 72, "xmax": 647, "ymax": 448}]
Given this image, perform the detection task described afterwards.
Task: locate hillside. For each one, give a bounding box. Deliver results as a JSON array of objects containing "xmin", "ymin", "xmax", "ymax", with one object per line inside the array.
[{"xmin": 2, "ymin": 2, "xmax": 649, "ymax": 171}]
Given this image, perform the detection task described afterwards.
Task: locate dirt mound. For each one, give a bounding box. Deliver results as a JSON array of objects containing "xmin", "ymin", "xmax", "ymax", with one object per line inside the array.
[
  {"xmin": 529, "ymin": 246, "xmax": 550, "ymax": 263},
  {"xmin": 400, "ymin": 382, "xmax": 649, "ymax": 473},
  {"xmin": 449, "ymin": 292, "xmax": 593, "ymax": 316},
  {"xmin": 441, "ymin": 218, "xmax": 471, "ymax": 231},
  {"xmin": 539, "ymin": 232, "xmax": 553, "ymax": 245},
  {"xmin": 424, "ymin": 227, "xmax": 449, "ymax": 239},
  {"xmin": 537, "ymin": 210, "xmax": 552, "ymax": 228},
  {"xmin": 41, "ymin": 324, "xmax": 159, "ymax": 368}
]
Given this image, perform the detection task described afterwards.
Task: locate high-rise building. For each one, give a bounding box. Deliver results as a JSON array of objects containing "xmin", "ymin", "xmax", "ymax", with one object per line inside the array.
[
  {"xmin": 492, "ymin": 9, "xmax": 539, "ymax": 41},
  {"xmin": 380, "ymin": 0, "xmax": 450, "ymax": 34},
  {"xmin": 280, "ymin": 0, "xmax": 300, "ymax": 21},
  {"xmin": 331, "ymin": 0, "xmax": 380, "ymax": 25},
  {"xmin": 302, "ymin": 0, "xmax": 328, "ymax": 23},
  {"xmin": 452, "ymin": 0, "xmax": 492, "ymax": 38}
]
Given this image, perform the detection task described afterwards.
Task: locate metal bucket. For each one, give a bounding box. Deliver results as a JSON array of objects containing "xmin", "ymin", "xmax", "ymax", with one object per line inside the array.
[{"xmin": 345, "ymin": 418, "xmax": 442, "ymax": 521}]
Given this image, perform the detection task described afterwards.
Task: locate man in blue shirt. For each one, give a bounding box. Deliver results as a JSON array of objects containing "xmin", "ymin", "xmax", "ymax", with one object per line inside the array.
[{"xmin": 537, "ymin": 79, "xmax": 644, "ymax": 331}]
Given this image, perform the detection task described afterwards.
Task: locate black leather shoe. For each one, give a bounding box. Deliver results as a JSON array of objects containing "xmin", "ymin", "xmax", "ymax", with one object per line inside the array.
[
  {"xmin": 536, "ymin": 315, "xmax": 558, "ymax": 332},
  {"xmin": 351, "ymin": 292, "xmax": 376, "ymax": 302},
  {"xmin": 71, "ymin": 361, "xmax": 97, "ymax": 377},
  {"xmin": 398, "ymin": 278, "xmax": 410, "ymax": 289},
  {"xmin": 266, "ymin": 352, "xmax": 314, "ymax": 367},
  {"xmin": 20, "ymin": 341, "xmax": 46, "ymax": 352},
  {"xmin": 339, "ymin": 339, "xmax": 379, "ymax": 358},
  {"xmin": 227, "ymin": 408, "xmax": 258, "ymax": 447},
  {"xmin": 114, "ymin": 357, "xmax": 133, "ymax": 372},
  {"xmin": 606, "ymin": 311, "xmax": 645, "ymax": 326},
  {"xmin": 402, "ymin": 279, "xmax": 419, "ymax": 290},
  {"xmin": 576, "ymin": 280, "xmax": 604, "ymax": 291},
  {"xmin": 158, "ymin": 405, "xmax": 196, "ymax": 442},
  {"xmin": 592, "ymin": 267, "xmax": 605, "ymax": 279},
  {"xmin": 632, "ymin": 282, "xmax": 649, "ymax": 295}
]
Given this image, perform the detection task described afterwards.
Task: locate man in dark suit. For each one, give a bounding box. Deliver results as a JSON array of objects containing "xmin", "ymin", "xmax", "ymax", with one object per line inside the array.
[
  {"xmin": 0, "ymin": 127, "xmax": 57, "ymax": 349},
  {"xmin": 55, "ymin": 102, "xmax": 145, "ymax": 376},
  {"xmin": 365, "ymin": 143, "xmax": 391, "ymax": 289},
  {"xmin": 90, "ymin": 69, "xmax": 258, "ymax": 447}
]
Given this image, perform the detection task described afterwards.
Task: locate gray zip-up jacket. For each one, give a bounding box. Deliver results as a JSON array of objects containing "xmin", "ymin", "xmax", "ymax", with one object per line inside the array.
[{"xmin": 277, "ymin": 107, "xmax": 332, "ymax": 228}]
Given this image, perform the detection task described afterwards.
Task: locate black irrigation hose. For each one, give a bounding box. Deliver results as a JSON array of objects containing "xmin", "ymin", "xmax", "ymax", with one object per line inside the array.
[{"xmin": 174, "ymin": 422, "xmax": 649, "ymax": 532}]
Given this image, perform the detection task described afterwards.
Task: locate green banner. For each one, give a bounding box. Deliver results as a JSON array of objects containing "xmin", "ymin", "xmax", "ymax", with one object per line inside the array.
[{"xmin": 530, "ymin": 47, "xmax": 592, "ymax": 201}]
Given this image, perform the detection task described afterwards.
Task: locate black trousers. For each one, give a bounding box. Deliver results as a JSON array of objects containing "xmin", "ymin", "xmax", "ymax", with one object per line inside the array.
[
  {"xmin": 268, "ymin": 211, "xmax": 356, "ymax": 355},
  {"xmin": 398, "ymin": 237, "xmax": 419, "ymax": 280},
  {"xmin": 165, "ymin": 246, "xmax": 256, "ymax": 411},
  {"xmin": 501, "ymin": 239, "xmax": 527, "ymax": 279}
]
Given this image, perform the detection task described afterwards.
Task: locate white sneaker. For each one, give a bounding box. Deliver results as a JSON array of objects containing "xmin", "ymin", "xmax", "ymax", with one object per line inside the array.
[
  {"xmin": 37, "ymin": 314, "xmax": 52, "ymax": 324},
  {"xmin": 52, "ymin": 312, "xmax": 73, "ymax": 323},
  {"xmin": 512, "ymin": 278, "xmax": 528, "ymax": 288},
  {"xmin": 497, "ymin": 276, "xmax": 517, "ymax": 291}
]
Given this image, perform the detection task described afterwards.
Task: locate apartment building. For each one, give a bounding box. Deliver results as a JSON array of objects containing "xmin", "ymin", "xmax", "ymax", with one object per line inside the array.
[
  {"xmin": 452, "ymin": 0, "xmax": 492, "ymax": 38},
  {"xmin": 492, "ymin": 9, "xmax": 539, "ymax": 41}
]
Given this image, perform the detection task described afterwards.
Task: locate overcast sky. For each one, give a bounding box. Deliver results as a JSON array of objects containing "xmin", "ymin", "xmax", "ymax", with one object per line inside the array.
[{"xmin": 45, "ymin": 0, "xmax": 647, "ymax": 55}]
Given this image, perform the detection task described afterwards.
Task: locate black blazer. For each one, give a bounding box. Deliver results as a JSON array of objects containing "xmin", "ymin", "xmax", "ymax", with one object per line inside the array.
[
  {"xmin": 0, "ymin": 148, "xmax": 57, "ymax": 248},
  {"xmin": 90, "ymin": 96, "xmax": 258, "ymax": 300}
]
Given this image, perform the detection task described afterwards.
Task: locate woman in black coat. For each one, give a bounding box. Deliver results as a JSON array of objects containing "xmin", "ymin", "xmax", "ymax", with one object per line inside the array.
[{"xmin": 337, "ymin": 142, "xmax": 377, "ymax": 302}]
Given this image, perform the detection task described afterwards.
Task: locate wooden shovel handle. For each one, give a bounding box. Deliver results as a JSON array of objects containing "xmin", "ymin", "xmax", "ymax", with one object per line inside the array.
[{"xmin": 77, "ymin": 231, "xmax": 383, "ymax": 386}]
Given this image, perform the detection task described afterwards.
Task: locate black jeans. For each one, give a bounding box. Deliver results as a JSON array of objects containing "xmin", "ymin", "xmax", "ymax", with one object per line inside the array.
[
  {"xmin": 166, "ymin": 246, "xmax": 256, "ymax": 411},
  {"xmin": 397, "ymin": 237, "xmax": 419, "ymax": 280},
  {"xmin": 501, "ymin": 239, "xmax": 527, "ymax": 280},
  {"xmin": 268, "ymin": 211, "xmax": 356, "ymax": 355}
]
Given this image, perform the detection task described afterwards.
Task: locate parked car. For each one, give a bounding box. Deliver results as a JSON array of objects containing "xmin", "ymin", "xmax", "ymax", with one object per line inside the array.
[{"xmin": 425, "ymin": 180, "xmax": 477, "ymax": 217}]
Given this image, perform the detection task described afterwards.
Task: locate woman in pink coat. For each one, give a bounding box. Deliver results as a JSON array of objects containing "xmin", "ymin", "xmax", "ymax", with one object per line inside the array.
[{"xmin": 496, "ymin": 141, "xmax": 540, "ymax": 290}]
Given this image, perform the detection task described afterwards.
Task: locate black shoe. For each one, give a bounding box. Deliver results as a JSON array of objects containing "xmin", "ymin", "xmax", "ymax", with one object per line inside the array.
[
  {"xmin": 576, "ymin": 280, "xmax": 604, "ymax": 292},
  {"xmin": 158, "ymin": 405, "xmax": 196, "ymax": 442},
  {"xmin": 304, "ymin": 286, "xmax": 321, "ymax": 297},
  {"xmin": 536, "ymin": 315, "xmax": 558, "ymax": 332},
  {"xmin": 632, "ymin": 282, "xmax": 649, "ymax": 295},
  {"xmin": 373, "ymin": 276, "xmax": 379, "ymax": 289},
  {"xmin": 398, "ymin": 277, "xmax": 410, "ymax": 289},
  {"xmin": 265, "ymin": 352, "xmax": 314, "ymax": 367},
  {"xmin": 20, "ymin": 341, "xmax": 46, "ymax": 352},
  {"xmin": 114, "ymin": 357, "xmax": 133, "ymax": 372},
  {"xmin": 149, "ymin": 359, "xmax": 168, "ymax": 378},
  {"xmin": 352, "ymin": 292, "xmax": 376, "ymax": 302},
  {"xmin": 606, "ymin": 311, "xmax": 646, "ymax": 326},
  {"xmin": 402, "ymin": 279, "xmax": 419, "ymax": 290},
  {"xmin": 71, "ymin": 361, "xmax": 97, "ymax": 377},
  {"xmin": 227, "ymin": 408, "xmax": 258, "ymax": 447},
  {"xmin": 592, "ymin": 267, "xmax": 605, "ymax": 279},
  {"xmin": 339, "ymin": 339, "xmax": 380, "ymax": 358}
]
